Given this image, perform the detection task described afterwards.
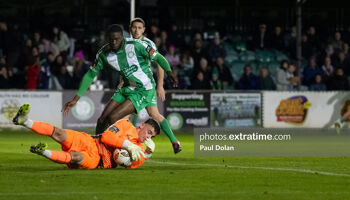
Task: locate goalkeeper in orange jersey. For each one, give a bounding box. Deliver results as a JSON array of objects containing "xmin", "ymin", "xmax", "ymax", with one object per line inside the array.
[
  {"xmin": 334, "ymin": 100, "xmax": 350, "ymax": 134},
  {"xmin": 12, "ymin": 104, "xmax": 159, "ymax": 169}
]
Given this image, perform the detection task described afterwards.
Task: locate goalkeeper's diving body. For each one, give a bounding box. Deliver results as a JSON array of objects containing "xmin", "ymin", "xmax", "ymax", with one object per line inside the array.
[
  {"xmin": 62, "ymin": 24, "xmax": 182, "ymax": 154},
  {"xmin": 13, "ymin": 104, "xmax": 159, "ymax": 169}
]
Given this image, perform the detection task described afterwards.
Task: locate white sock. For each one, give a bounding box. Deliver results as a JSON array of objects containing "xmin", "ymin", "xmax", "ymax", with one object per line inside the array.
[
  {"xmin": 336, "ymin": 118, "xmax": 345, "ymax": 128},
  {"xmin": 42, "ymin": 150, "xmax": 52, "ymax": 159},
  {"xmin": 23, "ymin": 119, "xmax": 33, "ymax": 128}
]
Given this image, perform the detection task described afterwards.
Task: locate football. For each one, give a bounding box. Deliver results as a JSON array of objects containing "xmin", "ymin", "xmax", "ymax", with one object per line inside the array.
[{"xmin": 113, "ymin": 148, "xmax": 132, "ymax": 167}]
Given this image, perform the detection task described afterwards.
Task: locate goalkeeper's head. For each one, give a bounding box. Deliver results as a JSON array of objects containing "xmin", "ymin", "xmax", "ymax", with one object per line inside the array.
[{"xmin": 137, "ymin": 119, "xmax": 160, "ymax": 142}]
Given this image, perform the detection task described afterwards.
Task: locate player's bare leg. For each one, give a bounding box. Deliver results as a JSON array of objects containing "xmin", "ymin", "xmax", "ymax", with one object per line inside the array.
[
  {"xmin": 13, "ymin": 104, "xmax": 84, "ymax": 165},
  {"xmin": 107, "ymin": 100, "xmax": 136, "ymax": 124},
  {"xmin": 96, "ymin": 99, "xmax": 122, "ymax": 134},
  {"xmin": 146, "ymin": 106, "xmax": 182, "ymax": 154}
]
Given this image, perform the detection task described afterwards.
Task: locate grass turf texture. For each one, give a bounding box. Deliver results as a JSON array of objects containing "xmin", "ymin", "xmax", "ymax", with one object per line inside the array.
[{"xmin": 1, "ymin": 129, "xmax": 350, "ymax": 200}]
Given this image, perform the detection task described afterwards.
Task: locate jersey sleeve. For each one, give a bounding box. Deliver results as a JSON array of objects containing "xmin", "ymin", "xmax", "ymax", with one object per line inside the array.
[
  {"xmin": 100, "ymin": 120, "xmax": 135, "ymax": 148},
  {"xmin": 76, "ymin": 52, "xmax": 105, "ymax": 96},
  {"xmin": 135, "ymin": 41, "xmax": 158, "ymax": 61}
]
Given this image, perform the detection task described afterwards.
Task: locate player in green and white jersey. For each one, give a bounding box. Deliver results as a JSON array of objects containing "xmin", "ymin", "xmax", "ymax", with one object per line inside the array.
[
  {"xmin": 62, "ymin": 24, "xmax": 181, "ymax": 153},
  {"xmin": 126, "ymin": 18, "xmax": 181, "ymax": 153}
]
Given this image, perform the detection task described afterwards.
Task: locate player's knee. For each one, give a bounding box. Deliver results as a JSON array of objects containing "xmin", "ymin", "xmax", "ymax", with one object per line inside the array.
[
  {"xmin": 149, "ymin": 111, "xmax": 163, "ymax": 122},
  {"xmin": 51, "ymin": 128, "xmax": 67, "ymax": 143},
  {"xmin": 70, "ymin": 152, "xmax": 84, "ymax": 164}
]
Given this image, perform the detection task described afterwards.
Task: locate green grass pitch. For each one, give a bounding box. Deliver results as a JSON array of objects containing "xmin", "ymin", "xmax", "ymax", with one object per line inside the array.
[{"xmin": 1, "ymin": 129, "xmax": 350, "ymax": 200}]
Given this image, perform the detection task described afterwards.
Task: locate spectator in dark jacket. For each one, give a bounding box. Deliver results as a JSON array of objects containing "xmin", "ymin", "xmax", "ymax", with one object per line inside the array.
[
  {"xmin": 215, "ymin": 57, "xmax": 234, "ymax": 89},
  {"xmin": 309, "ymin": 74, "xmax": 327, "ymax": 91},
  {"xmin": 191, "ymin": 71, "xmax": 210, "ymax": 90},
  {"xmin": 328, "ymin": 68, "xmax": 349, "ymax": 90},
  {"xmin": 302, "ymin": 57, "xmax": 322, "ymax": 86},
  {"xmin": 207, "ymin": 35, "xmax": 226, "ymax": 64},
  {"xmin": 236, "ymin": 64, "xmax": 260, "ymax": 90},
  {"xmin": 259, "ymin": 68, "xmax": 276, "ymax": 90}
]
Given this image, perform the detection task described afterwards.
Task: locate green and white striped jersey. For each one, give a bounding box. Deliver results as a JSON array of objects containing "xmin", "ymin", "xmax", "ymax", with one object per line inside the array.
[{"xmin": 92, "ymin": 38, "xmax": 157, "ymax": 90}]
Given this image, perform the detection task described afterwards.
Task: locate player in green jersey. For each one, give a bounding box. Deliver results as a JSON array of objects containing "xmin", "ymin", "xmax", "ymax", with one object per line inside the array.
[
  {"xmin": 126, "ymin": 18, "xmax": 181, "ymax": 153},
  {"xmin": 62, "ymin": 24, "xmax": 182, "ymax": 153}
]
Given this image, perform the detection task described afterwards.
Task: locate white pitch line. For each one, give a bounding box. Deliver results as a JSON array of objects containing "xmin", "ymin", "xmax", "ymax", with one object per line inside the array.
[{"xmin": 148, "ymin": 160, "xmax": 350, "ymax": 178}]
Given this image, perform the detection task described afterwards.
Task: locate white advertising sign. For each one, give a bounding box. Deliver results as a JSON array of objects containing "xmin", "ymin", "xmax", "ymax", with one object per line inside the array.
[
  {"xmin": 0, "ymin": 91, "xmax": 62, "ymax": 128},
  {"xmin": 263, "ymin": 91, "xmax": 349, "ymax": 128}
]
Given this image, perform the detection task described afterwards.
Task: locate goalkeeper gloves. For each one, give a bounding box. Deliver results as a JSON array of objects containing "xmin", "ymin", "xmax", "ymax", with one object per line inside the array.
[
  {"xmin": 123, "ymin": 140, "xmax": 145, "ymax": 161},
  {"xmin": 144, "ymin": 138, "xmax": 155, "ymax": 153}
]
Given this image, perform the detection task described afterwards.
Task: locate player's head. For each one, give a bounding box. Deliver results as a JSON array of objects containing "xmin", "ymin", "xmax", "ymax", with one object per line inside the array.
[
  {"xmin": 106, "ymin": 24, "xmax": 124, "ymax": 51},
  {"xmin": 137, "ymin": 119, "xmax": 160, "ymax": 142},
  {"xmin": 129, "ymin": 17, "xmax": 145, "ymax": 39}
]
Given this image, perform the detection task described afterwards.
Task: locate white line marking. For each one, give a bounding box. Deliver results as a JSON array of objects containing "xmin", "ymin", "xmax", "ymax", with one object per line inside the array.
[{"xmin": 148, "ymin": 160, "xmax": 350, "ymax": 178}]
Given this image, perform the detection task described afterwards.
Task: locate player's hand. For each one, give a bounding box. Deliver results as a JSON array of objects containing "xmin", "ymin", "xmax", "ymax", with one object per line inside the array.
[
  {"xmin": 127, "ymin": 143, "xmax": 145, "ymax": 161},
  {"xmin": 61, "ymin": 95, "xmax": 80, "ymax": 116},
  {"xmin": 157, "ymin": 86, "xmax": 166, "ymax": 101},
  {"xmin": 166, "ymin": 71, "xmax": 178, "ymax": 88},
  {"xmin": 144, "ymin": 138, "xmax": 155, "ymax": 153}
]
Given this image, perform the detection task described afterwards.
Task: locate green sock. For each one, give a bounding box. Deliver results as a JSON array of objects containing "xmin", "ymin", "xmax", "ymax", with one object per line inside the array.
[
  {"xmin": 160, "ymin": 119, "xmax": 178, "ymax": 143},
  {"xmin": 132, "ymin": 114, "xmax": 138, "ymax": 126}
]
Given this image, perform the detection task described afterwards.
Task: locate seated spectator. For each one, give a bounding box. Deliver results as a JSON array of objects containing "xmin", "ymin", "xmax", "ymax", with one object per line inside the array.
[
  {"xmin": 302, "ymin": 34, "xmax": 313, "ymax": 60},
  {"xmin": 207, "ymin": 34, "xmax": 226, "ymax": 64},
  {"xmin": 286, "ymin": 63, "xmax": 300, "ymax": 91},
  {"xmin": 165, "ymin": 45, "xmax": 180, "ymax": 67},
  {"xmin": 270, "ymin": 26, "xmax": 284, "ymax": 51},
  {"xmin": 25, "ymin": 56, "xmax": 40, "ymax": 90},
  {"xmin": 159, "ymin": 30, "xmax": 169, "ymax": 54},
  {"xmin": 331, "ymin": 31, "xmax": 344, "ymax": 53},
  {"xmin": 284, "ymin": 26, "xmax": 297, "ymax": 58},
  {"xmin": 309, "ymin": 74, "xmax": 327, "ymax": 91},
  {"xmin": 148, "ymin": 25, "xmax": 160, "ymax": 42},
  {"xmin": 252, "ymin": 23, "xmax": 270, "ymax": 50},
  {"xmin": 39, "ymin": 36, "xmax": 60, "ymax": 58},
  {"xmin": 191, "ymin": 57, "xmax": 211, "ymax": 84},
  {"xmin": 32, "ymin": 31, "xmax": 42, "ymax": 47},
  {"xmin": 236, "ymin": 64, "xmax": 260, "ymax": 90},
  {"xmin": 276, "ymin": 60, "xmax": 290, "ymax": 90},
  {"xmin": 52, "ymin": 54, "xmax": 66, "ymax": 76},
  {"xmin": 153, "ymin": 36, "xmax": 166, "ymax": 55},
  {"xmin": 56, "ymin": 65, "xmax": 73, "ymax": 89},
  {"xmin": 182, "ymin": 50, "xmax": 194, "ymax": 74},
  {"xmin": 333, "ymin": 51, "xmax": 350, "ymax": 73},
  {"xmin": 191, "ymin": 39, "xmax": 207, "ymax": 70},
  {"xmin": 321, "ymin": 56, "xmax": 334, "ymax": 85},
  {"xmin": 191, "ymin": 71, "xmax": 210, "ymax": 90},
  {"xmin": 210, "ymin": 67, "xmax": 223, "ymax": 90},
  {"xmin": 259, "ymin": 68, "xmax": 276, "ymax": 90},
  {"xmin": 37, "ymin": 52, "xmax": 55, "ymax": 89},
  {"xmin": 52, "ymin": 26, "xmax": 70, "ymax": 56},
  {"xmin": 302, "ymin": 57, "xmax": 322, "ymax": 86},
  {"xmin": 328, "ymin": 68, "xmax": 349, "ymax": 90},
  {"xmin": 72, "ymin": 50, "xmax": 90, "ymax": 88},
  {"xmin": 306, "ymin": 26, "xmax": 321, "ymax": 54},
  {"xmin": 215, "ymin": 57, "xmax": 234, "ymax": 89}
]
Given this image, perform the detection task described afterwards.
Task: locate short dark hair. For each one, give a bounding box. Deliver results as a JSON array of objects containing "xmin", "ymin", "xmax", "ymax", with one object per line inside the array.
[
  {"xmin": 130, "ymin": 17, "xmax": 145, "ymax": 28},
  {"xmin": 107, "ymin": 24, "xmax": 123, "ymax": 34},
  {"xmin": 145, "ymin": 118, "xmax": 160, "ymax": 135}
]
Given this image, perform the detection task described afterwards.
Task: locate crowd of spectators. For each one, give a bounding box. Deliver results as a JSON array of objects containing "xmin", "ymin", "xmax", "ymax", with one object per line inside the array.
[{"xmin": 1, "ymin": 20, "xmax": 350, "ymax": 91}]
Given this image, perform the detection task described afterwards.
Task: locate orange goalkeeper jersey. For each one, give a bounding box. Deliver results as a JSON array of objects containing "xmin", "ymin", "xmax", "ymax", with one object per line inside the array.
[{"xmin": 98, "ymin": 119, "xmax": 147, "ymax": 169}]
